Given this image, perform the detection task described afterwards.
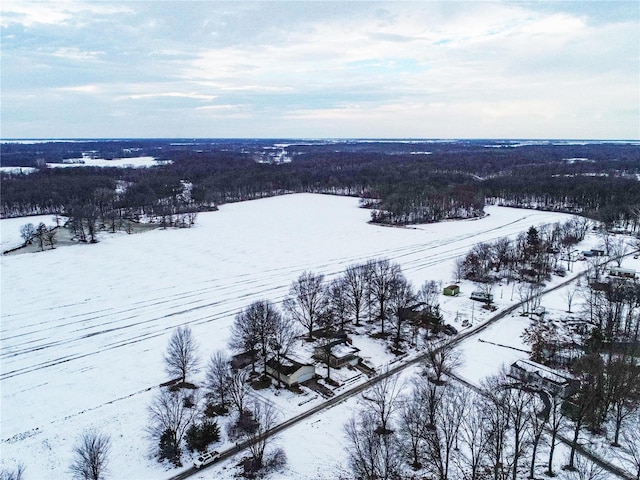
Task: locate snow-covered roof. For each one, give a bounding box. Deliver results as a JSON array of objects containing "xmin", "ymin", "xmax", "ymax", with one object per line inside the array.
[
  {"xmin": 511, "ymin": 359, "xmax": 573, "ymax": 386},
  {"xmin": 331, "ymin": 344, "xmax": 359, "ymax": 359}
]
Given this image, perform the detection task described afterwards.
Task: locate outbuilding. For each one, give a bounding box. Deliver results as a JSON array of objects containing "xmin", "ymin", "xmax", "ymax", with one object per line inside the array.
[{"xmin": 443, "ymin": 285, "xmax": 460, "ymax": 296}]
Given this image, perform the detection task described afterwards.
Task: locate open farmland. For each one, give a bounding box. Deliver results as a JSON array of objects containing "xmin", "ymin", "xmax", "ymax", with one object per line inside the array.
[{"xmin": 1, "ymin": 193, "xmax": 584, "ymax": 478}]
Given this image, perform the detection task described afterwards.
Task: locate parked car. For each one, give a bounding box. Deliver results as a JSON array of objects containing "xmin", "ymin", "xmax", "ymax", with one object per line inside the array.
[
  {"xmin": 442, "ymin": 324, "xmax": 458, "ymax": 335},
  {"xmin": 194, "ymin": 450, "xmax": 220, "ymax": 469}
]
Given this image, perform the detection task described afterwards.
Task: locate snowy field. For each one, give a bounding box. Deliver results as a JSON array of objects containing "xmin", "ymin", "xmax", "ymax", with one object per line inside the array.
[
  {"xmin": 46, "ymin": 156, "xmax": 167, "ymax": 168},
  {"xmin": 1, "ymin": 193, "xmax": 620, "ymax": 479}
]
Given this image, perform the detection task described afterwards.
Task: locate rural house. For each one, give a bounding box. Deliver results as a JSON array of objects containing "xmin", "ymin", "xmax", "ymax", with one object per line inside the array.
[
  {"xmin": 313, "ymin": 340, "xmax": 361, "ymax": 368},
  {"xmin": 265, "ymin": 356, "xmax": 315, "ymax": 387},
  {"xmin": 509, "ymin": 359, "xmax": 578, "ymax": 398},
  {"xmin": 608, "ymin": 266, "xmax": 637, "ymax": 279}
]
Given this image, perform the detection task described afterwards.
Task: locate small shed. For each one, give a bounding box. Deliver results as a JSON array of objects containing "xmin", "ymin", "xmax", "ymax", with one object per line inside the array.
[
  {"xmin": 265, "ymin": 356, "xmax": 315, "ymax": 387},
  {"xmin": 443, "ymin": 285, "xmax": 460, "ymax": 296}
]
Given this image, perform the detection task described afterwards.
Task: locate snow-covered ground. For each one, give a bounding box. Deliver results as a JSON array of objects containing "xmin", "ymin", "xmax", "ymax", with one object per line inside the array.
[
  {"xmin": 2, "ymin": 193, "xmax": 631, "ymax": 479},
  {"xmin": 0, "ymin": 215, "xmax": 57, "ymax": 251},
  {"xmin": 46, "ymin": 156, "xmax": 167, "ymax": 168},
  {"xmin": 0, "ymin": 167, "xmax": 38, "ymax": 175}
]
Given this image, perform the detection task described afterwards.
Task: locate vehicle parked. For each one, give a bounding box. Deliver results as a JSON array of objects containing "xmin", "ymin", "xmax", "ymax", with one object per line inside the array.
[
  {"xmin": 194, "ymin": 450, "xmax": 220, "ymax": 469},
  {"xmin": 442, "ymin": 324, "xmax": 458, "ymax": 335}
]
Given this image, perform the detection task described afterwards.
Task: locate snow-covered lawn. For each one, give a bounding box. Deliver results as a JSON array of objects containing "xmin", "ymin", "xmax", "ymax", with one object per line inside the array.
[{"xmin": 1, "ymin": 193, "xmax": 612, "ymax": 478}]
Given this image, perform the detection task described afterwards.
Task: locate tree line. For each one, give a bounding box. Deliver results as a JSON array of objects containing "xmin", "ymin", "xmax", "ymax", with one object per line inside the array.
[{"xmin": 2, "ymin": 140, "xmax": 638, "ymax": 229}]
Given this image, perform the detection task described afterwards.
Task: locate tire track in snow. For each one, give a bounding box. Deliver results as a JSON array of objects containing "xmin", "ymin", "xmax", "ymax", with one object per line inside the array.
[{"xmin": 0, "ymin": 212, "xmax": 562, "ymax": 382}]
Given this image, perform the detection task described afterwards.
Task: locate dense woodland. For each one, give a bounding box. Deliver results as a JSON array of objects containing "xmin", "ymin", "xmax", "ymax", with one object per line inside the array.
[{"xmin": 1, "ymin": 140, "xmax": 639, "ymax": 231}]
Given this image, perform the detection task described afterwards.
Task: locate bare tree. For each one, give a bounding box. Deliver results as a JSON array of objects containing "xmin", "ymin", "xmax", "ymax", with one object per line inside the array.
[
  {"xmin": 567, "ymin": 354, "xmax": 604, "ymax": 470},
  {"xmin": 283, "ymin": 271, "xmax": 329, "ymax": 340},
  {"xmin": 610, "ymin": 237, "xmax": 629, "ymax": 267},
  {"xmin": 235, "ymin": 300, "xmax": 280, "ymax": 376},
  {"xmin": 44, "ymin": 226, "xmax": 57, "ymax": 249},
  {"xmin": 342, "ymin": 263, "xmax": 368, "ymax": 327},
  {"xmin": 69, "ymin": 429, "xmax": 111, "ymax": 480},
  {"xmin": 606, "ymin": 353, "xmax": 640, "ymax": 446},
  {"xmin": 517, "ymin": 282, "xmax": 543, "ymax": 315},
  {"xmin": 269, "ymin": 315, "xmax": 298, "ymax": 387},
  {"xmin": 228, "ymin": 369, "xmax": 250, "ymax": 416},
  {"xmin": 147, "ymin": 388, "xmax": 199, "ymax": 465},
  {"xmin": 508, "ymin": 387, "xmax": 533, "ymax": 480},
  {"xmin": 326, "ymin": 276, "xmax": 349, "ymax": 331},
  {"xmin": 388, "ymin": 277, "xmax": 416, "ymax": 349},
  {"xmin": 204, "ymin": 350, "xmax": 231, "ymax": 409},
  {"xmin": 453, "ymin": 256, "xmax": 465, "ymax": 284},
  {"xmin": 369, "ymin": 259, "xmax": 404, "ymax": 335},
  {"xmin": 229, "ymin": 307, "xmax": 259, "ymax": 373},
  {"xmin": 621, "ymin": 415, "xmax": 640, "ymax": 480},
  {"xmin": 35, "ymin": 222, "xmax": 47, "ymax": 251},
  {"xmin": 362, "ymin": 370, "xmax": 403, "ymax": 434},
  {"xmin": 482, "ymin": 371, "xmax": 515, "ymax": 480},
  {"xmin": 416, "ymin": 377, "xmax": 444, "ymax": 430},
  {"xmin": 424, "ymin": 385, "xmax": 468, "ymax": 480},
  {"xmin": 563, "ymin": 453, "xmax": 609, "ymax": 480},
  {"xmin": 566, "ymin": 282, "xmax": 579, "ymax": 313},
  {"xmin": 459, "ymin": 393, "xmax": 490, "ymax": 480},
  {"xmin": 528, "ymin": 396, "xmax": 549, "ymax": 478},
  {"xmin": 243, "ymin": 400, "xmax": 280, "ymax": 475},
  {"xmin": 0, "ymin": 464, "xmax": 25, "ymax": 480},
  {"xmin": 546, "ymin": 392, "xmax": 567, "ymax": 476},
  {"xmin": 424, "ymin": 340, "xmax": 462, "ymax": 385},
  {"xmin": 398, "ymin": 388, "xmax": 429, "ymax": 469},
  {"xmin": 19, "ymin": 223, "xmax": 36, "ymax": 245},
  {"xmin": 418, "ymin": 280, "xmax": 441, "ymax": 308},
  {"xmin": 345, "ymin": 410, "xmax": 403, "ymax": 480},
  {"xmin": 164, "ymin": 325, "xmax": 199, "ymax": 384}
]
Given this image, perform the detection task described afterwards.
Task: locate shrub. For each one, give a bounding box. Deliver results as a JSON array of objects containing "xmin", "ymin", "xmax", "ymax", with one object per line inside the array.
[
  {"xmin": 158, "ymin": 429, "xmax": 181, "ymax": 466},
  {"xmin": 185, "ymin": 421, "xmax": 220, "ymax": 453}
]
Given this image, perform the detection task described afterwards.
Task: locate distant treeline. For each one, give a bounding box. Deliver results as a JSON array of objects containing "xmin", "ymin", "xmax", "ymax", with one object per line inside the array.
[{"xmin": 1, "ymin": 140, "xmax": 639, "ymax": 229}]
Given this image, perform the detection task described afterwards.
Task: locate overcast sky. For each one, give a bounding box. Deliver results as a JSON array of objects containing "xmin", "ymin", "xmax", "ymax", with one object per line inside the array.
[{"xmin": 1, "ymin": 1, "xmax": 638, "ymax": 139}]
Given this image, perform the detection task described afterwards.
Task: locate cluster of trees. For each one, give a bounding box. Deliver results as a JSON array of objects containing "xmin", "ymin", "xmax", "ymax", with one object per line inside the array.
[
  {"xmin": 457, "ymin": 219, "xmax": 590, "ymax": 286},
  {"xmin": 1, "ymin": 169, "xmax": 203, "ymax": 230},
  {"xmin": 344, "ymin": 351, "xmax": 622, "ymax": 480},
  {"xmin": 227, "ymin": 260, "xmax": 443, "ymax": 377},
  {"xmin": 369, "ymin": 181, "xmax": 484, "ymax": 225},
  {"xmin": 485, "ymin": 174, "xmax": 640, "ymax": 231},
  {"xmin": 147, "ymin": 326, "xmax": 285, "ymax": 477},
  {"xmin": 524, "ymin": 282, "xmax": 640, "ymax": 453},
  {"xmin": 17, "ymin": 222, "xmax": 58, "ymax": 251},
  {"xmin": 145, "ymin": 259, "xmax": 445, "ymax": 473}
]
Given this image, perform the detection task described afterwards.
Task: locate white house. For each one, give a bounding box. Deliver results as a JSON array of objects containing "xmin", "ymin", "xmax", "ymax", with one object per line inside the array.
[
  {"xmin": 265, "ymin": 356, "xmax": 315, "ymax": 387},
  {"xmin": 509, "ymin": 359, "xmax": 578, "ymax": 398}
]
